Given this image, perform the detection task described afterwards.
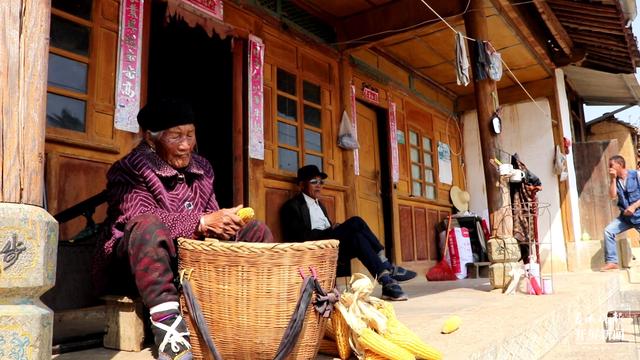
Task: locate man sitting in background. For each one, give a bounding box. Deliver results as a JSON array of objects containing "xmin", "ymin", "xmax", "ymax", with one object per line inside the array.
[{"xmin": 280, "ymin": 165, "xmax": 416, "ymax": 301}]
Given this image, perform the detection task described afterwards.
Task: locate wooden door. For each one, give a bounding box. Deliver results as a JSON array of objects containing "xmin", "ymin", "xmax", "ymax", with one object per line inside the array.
[
  {"xmin": 356, "ymin": 102, "xmax": 385, "ymax": 241},
  {"xmin": 573, "ymin": 140, "xmax": 620, "ymax": 240}
]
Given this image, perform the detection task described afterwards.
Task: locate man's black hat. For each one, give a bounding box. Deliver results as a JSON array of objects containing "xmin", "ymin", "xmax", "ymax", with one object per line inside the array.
[
  {"xmin": 297, "ymin": 165, "xmax": 328, "ymax": 183},
  {"xmin": 137, "ymin": 98, "xmax": 195, "ymax": 132}
]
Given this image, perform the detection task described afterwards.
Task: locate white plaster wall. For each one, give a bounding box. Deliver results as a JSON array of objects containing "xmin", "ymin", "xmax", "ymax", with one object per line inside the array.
[
  {"xmin": 555, "ymin": 68, "xmax": 582, "ymax": 241},
  {"xmin": 462, "ymin": 99, "xmax": 568, "ymax": 272}
]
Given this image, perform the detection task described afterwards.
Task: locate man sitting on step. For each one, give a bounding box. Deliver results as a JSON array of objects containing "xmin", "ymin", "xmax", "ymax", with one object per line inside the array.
[{"xmin": 280, "ymin": 165, "xmax": 416, "ymax": 301}]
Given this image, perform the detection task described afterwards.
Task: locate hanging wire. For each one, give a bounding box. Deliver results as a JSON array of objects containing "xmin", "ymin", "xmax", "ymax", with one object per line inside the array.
[{"xmin": 419, "ymin": 0, "xmax": 555, "ymax": 121}]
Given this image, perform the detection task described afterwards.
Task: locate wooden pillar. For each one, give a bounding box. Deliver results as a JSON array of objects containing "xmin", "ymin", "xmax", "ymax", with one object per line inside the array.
[
  {"xmin": 1, "ymin": 2, "xmax": 58, "ymax": 360},
  {"xmin": 464, "ymin": 0, "xmax": 508, "ymax": 237},
  {"xmin": 340, "ymin": 55, "xmax": 358, "ymax": 218},
  {"xmin": 0, "ymin": 0, "xmax": 50, "ymax": 206}
]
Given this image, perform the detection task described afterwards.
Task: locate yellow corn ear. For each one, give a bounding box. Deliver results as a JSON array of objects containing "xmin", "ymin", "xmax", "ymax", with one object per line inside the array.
[
  {"xmin": 441, "ymin": 315, "xmax": 461, "ymax": 334},
  {"xmin": 384, "ymin": 318, "xmax": 443, "ymax": 360},
  {"xmin": 364, "ymin": 350, "xmax": 391, "ymax": 360},
  {"xmin": 331, "ymin": 308, "xmax": 353, "ymax": 360},
  {"xmin": 374, "ymin": 300, "xmax": 397, "ymax": 320},
  {"xmin": 237, "ymin": 207, "xmax": 255, "ymax": 222},
  {"xmin": 318, "ymin": 338, "xmax": 340, "ymax": 358},
  {"xmin": 357, "ymin": 327, "xmax": 415, "ymax": 360},
  {"xmin": 325, "ymin": 318, "xmax": 336, "ymax": 340}
]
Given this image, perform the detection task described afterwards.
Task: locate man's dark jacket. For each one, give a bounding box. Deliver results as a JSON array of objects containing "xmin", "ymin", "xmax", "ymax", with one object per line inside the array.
[{"xmin": 280, "ymin": 193, "xmax": 333, "ymax": 242}]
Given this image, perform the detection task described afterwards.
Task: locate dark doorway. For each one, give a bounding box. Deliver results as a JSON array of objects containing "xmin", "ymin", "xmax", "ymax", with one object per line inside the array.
[
  {"xmin": 148, "ymin": 2, "xmax": 235, "ymax": 208},
  {"xmin": 373, "ymin": 106, "xmax": 395, "ymax": 258}
]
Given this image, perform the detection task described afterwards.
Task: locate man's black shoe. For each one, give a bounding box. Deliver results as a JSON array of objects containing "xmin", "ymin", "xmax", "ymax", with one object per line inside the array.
[
  {"xmin": 390, "ymin": 265, "xmax": 417, "ymax": 282},
  {"xmin": 381, "ymin": 281, "xmax": 408, "ymax": 301}
]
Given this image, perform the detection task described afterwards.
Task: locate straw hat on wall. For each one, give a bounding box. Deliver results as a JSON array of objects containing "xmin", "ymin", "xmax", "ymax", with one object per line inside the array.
[{"xmin": 450, "ymin": 186, "xmax": 470, "ymax": 213}]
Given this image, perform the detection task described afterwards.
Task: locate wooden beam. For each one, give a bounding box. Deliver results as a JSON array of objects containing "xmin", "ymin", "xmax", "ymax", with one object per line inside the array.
[
  {"xmin": 0, "ymin": 0, "xmax": 50, "ymax": 205},
  {"xmin": 532, "ymin": 0, "xmax": 573, "ymax": 55},
  {"xmin": 546, "ymin": 0, "xmax": 618, "ymax": 15},
  {"xmin": 336, "ymin": 0, "xmax": 468, "ymax": 47},
  {"xmin": 489, "ymin": 0, "xmax": 554, "ymax": 73},
  {"xmin": 369, "ymin": 47, "xmax": 458, "ymax": 100},
  {"xmin": 456, "ymin": 78, "xmax": 555, "ymax": 112}
]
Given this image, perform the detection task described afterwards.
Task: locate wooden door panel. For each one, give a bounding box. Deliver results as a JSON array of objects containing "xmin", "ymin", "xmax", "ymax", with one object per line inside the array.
[
  {"xmin": 47, "ymin": 153, "xmax": 110, "ymax": 240},
  {"xmin": 574, "ymin": 141, "xmax": 619, "ymax": 240},
  {"xmin": 427, "ymin": 209, "xmax": 439, "ymax": 260},
  {"xmin": 265, "ymin": 187, "xmax": 293, "ymax": 242},
  {"xmin": 399, "ymin": 205, "xmax": 414, "ymax": 262},
  {"xmin": 414, "ymin": 208, "xmax": 428, "ymax": 261},
  {"xmin": 355, "ymin": 102, "xmax": 385, "ymax": 242}
]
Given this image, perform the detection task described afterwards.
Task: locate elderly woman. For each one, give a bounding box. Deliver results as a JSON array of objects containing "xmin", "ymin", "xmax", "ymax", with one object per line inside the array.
[{"xmin": 93, "ymin": 98, "xmax": 272, "ymax": 360}]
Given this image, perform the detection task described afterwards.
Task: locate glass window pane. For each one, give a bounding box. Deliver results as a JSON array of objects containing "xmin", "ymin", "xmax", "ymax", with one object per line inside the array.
[
  {"xmin": 424, "ymin": 153, "xmax": 433, "ymax": 167},
  {"xmin": 46, "ymin": 92, "xmax": 86, "ymax": 131},
  {"xmin": 426, "ymin": 185, "xmax": 436, "ymax": 200},
  {"xmin": 303, "ymin": 105, "xmax": 321, "ymax": 128},
  {"xmin": 425, "ymin": 169, "xmax": 434, "ymax": 183},
  {"xmin": 303, "ymin": 81, "xmax": 321, "ymax": 104},
  {"xmin": 48, "ymin": 53, "xmax": 88, "ymax": 93},
  {"xmin": 410, "ymin": 148, "xmax": 419, "ymax": 163},
  {"xmin": 411, "ymin": 164, "xmax": 421, "ymax": 179},
  {"xmin": 412, "ymin": 181, "xmax": 422, "ymax": 197},
  {"xmin": 277, "ymin": 96, "xmax": 297, "ymax": 120},
  {"xmin": 50, "ymin": 15, "xmax": 90, "ymax": 56},
  {"xmin": 278, "ymin": 147, "xmax": 298, "ymax": 172},
  {"xmin": 304, "ymin": 129, "xmax": 322, "ymax": 152},
  {"xmin": 52, "ymin": 0, "xmax": 93, "ymax": 20},
  {"xmin": 277, "ymin": 69, "xmax": 296, "ymax": 95},
  {"xmin": 278, "ymin": 121, "xmax": 298, "ymax": 146},
  {"xmin": 422, "ymin": 136, "xmax": 432, "ymax": 150},
  {"xmin": 305, "ymin": 154, "xmax": 323, "ymax": 170},
  {"xmin": 409, "ymin": 131, "xmax": 418, "ymax": 146}
]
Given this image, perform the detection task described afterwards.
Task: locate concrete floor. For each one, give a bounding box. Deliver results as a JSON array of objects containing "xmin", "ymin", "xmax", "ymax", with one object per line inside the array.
[{"xmin": 52, "ymin": 270, "xmax": 640, "ymax": 359}]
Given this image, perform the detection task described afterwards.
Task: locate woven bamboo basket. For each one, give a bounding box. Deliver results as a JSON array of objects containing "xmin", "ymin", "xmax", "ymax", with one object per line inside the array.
[{"xmin": 178, "ymin": 238, "xmax": 339, "ymax": 360}]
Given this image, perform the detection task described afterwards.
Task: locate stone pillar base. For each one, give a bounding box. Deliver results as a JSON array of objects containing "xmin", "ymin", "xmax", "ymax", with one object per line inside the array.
[{"xmin": 0, "ymin": 203, "xmax": 58, "ymax": 360}]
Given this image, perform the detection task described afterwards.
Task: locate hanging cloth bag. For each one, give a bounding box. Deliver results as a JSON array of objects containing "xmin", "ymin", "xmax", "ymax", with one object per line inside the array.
[{"xmin": 337, "ymin": 110, "xmax": 359, "ymax": 150}]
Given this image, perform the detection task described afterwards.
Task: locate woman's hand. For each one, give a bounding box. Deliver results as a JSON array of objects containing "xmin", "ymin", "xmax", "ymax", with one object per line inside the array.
[{"xmin": 200, "ymin": 205, "xmax": 245, "ymax": 240}]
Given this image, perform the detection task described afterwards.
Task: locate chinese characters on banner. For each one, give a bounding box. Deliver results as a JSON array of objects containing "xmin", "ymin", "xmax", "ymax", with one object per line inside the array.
[
  {"xmin": 388, "ymin": 102, "xmax": 399, "ymax": 183},
  {"xmin": 248, "ymin": 35, "xmax": 265, "ymax": 160},
  {"xmin": 181, "ymin": 0, "xmax": 223, "ymax": 20},
  {"xmin": 350, "ymin": 84, "xmax": 360, "ymax": 175},
  {"xmin": 114, "ymin": 0, "xmax": 144, "ymax": 133}
]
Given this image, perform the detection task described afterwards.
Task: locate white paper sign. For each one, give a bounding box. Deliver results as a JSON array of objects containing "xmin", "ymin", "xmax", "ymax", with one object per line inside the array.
[{"xmin": 438, "ymin": 141, "xmax": 453, "ymax": 185}]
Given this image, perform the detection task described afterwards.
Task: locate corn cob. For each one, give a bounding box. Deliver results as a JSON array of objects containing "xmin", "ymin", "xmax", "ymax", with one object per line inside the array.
[
  {"xmin": 441, "ymin": 315, "xmax": 461, "ymax": 334},
  {"xmin": 325, "ymin": 317, "xmax": 336, "ymax": 340},
  {"xmin": 364, "ymin": 350, "xmax": 391, "ymax": 360},
  {"xmin": 384, "ymin": 318, "xmax": 442, "ymax": 360},
  {"xmin": 358, "ymin": 327, "xmax": 415, "ymax": 360},
  {"xmin": 237, "ymin": 207, "xmax": 255, "ymax": 222},
  {"xmin": 331, "ymin": 308, "xmax": 353, "ymax": 360},
  {"xmin": 318, "ymin": 338, "xmax": 341, "ymax": 358},
  {"xmin": 373, "ymin": 299, "xmax": 397, "ymax": 320}
]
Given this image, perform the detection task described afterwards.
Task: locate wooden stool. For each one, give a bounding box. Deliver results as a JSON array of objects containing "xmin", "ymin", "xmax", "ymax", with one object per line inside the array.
[
  {"xmin": 466, "ymin": 262, "xmax": 491, "ymax": 278},
  {"xmin": 102, "ymin": 295, "xmax": 145, "ymax": 352}
]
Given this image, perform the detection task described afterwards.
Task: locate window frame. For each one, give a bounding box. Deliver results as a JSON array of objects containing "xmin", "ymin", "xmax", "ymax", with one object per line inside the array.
[
  {"xmin": 274, "ymin": 66, "xmax": 326, "ymax": 176},
  {"xmin": 408, "ymin": 126, "xmax": 437, "ymax": 200},
  {"xmin": 45, "ymin": 3, "xmax": 102, "ymax": 148}
]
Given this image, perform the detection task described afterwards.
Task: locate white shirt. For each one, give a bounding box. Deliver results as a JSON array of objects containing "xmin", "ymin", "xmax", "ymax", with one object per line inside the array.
[{"xmin": 303, "ymin": 193, "xmax": 331, "ymax": 230}]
